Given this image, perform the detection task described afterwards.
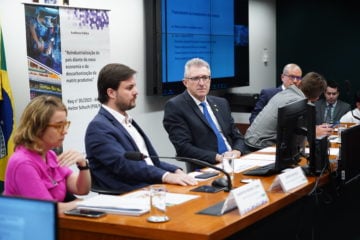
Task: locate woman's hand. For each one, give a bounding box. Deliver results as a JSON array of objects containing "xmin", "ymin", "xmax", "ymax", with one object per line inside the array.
[{"xmin": 57, "ymin": 149, "xmax": 87, "ymax": 167}]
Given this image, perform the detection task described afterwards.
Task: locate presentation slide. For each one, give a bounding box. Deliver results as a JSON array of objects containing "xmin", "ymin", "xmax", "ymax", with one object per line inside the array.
[{"xmin": 161, "ymin": 0, "xmax": 234, "ymax": 83}]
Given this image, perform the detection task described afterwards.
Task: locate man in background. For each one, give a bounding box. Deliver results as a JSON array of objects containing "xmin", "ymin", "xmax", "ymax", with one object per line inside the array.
[
  {"xmin": 249, "ymin": 63, "xmax": 302, "ymax": 124},
  {"xmin": 163, "ymin": 58, "xmax": 249, "ymax": 172},
  {"xmin": 315, "ymin": 80, "xmax": 351, "ymax": 125},
  {"xmin": 245, "ymin": 72, "xmax": 327, "ymax": 151}
]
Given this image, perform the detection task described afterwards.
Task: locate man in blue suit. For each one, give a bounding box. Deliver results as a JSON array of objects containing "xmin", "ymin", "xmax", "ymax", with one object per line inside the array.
[
  {"xmin": 249, "ymin": 63, "xmax": 302, "ymax": 124},
  {"xmin": 85, "ymin": 63, "xmax": 197, "ymax": 194},
  {"xmin": 163, "ymin": 58, "xmax": 249, "ymax": 172}
]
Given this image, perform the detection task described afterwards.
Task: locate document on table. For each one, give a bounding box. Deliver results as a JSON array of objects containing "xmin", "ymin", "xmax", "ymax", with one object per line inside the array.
[
  {"xmin": 233, "ymin": 153, "xmax": 275, "ymax": 173},
  {"xmin": 76, "ymin": 190, "xmax": 200, "ymax": 215},
  {"xmin": 124, "ymin": 190, "xmax": 200, "ymax": 206},
  {"xmin": 204, "ymin": 153, "xmax": 275, "ymax": 173},
  {"xmin": 76, "ymin": 194, "xmax": 149, "ymax": 216}
]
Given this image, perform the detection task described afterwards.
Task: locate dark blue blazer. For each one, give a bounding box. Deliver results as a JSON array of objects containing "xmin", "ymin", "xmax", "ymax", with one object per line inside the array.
[
  {"xmin": 163, "ymin": 91, "xmax": 248, "ymax": 171},
  {"xmin": 249, "ymin": 86, "xmax": 282, "ymax": 124},
  {"xmin": 85, "ymin": 107, "xmax": 179, "ymax": 194}
]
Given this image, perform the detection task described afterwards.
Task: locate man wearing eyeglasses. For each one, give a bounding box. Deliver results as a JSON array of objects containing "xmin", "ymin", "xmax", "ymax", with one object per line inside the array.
[
  {"xmin": 249, "ymin": 63, "xmax": 302, "ymax": 124},
  {"xmin": 163, "ymin": 58, "xmax": 249, "ymax": 172},
  {"xmin": 315, "ymin": 80, "xmax": 351, "ymax": 125},
  {"xmin": 245, "ymin": 72, "xmax": 327, "ymax": 151}
]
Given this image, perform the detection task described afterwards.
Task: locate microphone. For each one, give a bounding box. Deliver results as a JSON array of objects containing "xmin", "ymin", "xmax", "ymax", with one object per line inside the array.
[{"xmin": 124, "ymin": 151, "xmax": 232, "ymax": 192}]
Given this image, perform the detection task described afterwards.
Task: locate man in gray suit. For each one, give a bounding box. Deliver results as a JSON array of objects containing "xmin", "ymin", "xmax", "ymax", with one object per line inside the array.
[
  {"xmin": 245, "ymin": 72, "xmax": 327, "ymax": 151},
  {"xmin": 315, "ymin": 80, "xmax": 351, "ymax": 125},
  {"xmin": 249, "ymin": 63, "xmax": 302, "ymax": 124}
]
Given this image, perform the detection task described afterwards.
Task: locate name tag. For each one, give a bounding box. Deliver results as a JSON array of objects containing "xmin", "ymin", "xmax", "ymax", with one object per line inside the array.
[
  {"xmin": 231, "ymin": 179, "xmax": 269, "ymax": 215},
  {"xmin": 269, "ymin": 166, "xmax": 308, "ymax": 192}
]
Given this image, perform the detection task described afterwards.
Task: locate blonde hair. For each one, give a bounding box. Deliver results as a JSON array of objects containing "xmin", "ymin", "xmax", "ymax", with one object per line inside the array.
[{"xmin": 13, "ymin": 95, "xmax": 67, "ymax": 154}]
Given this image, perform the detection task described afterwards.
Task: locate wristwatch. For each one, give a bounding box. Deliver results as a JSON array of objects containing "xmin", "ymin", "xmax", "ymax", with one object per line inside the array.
[{"xmin": 77, "ymin": 161, "xmax": 89, "ymax": 171}]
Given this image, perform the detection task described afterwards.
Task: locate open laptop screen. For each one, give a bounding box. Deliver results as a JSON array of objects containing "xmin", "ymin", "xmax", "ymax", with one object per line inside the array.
[{"xmin": 0, "ymin": 195, "xmax": 58, "ymax": 240}]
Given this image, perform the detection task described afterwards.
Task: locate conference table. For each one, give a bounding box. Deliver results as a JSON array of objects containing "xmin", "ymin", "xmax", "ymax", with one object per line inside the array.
[{"xmin": 58, "ymin": 157, "xmax": 333, "ymax": 240}]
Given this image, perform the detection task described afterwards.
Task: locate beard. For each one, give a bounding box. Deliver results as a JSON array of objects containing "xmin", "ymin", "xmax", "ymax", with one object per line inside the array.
[{"xmin": 115, "ymin": 99, "xmax": 136, "ymax": 112}]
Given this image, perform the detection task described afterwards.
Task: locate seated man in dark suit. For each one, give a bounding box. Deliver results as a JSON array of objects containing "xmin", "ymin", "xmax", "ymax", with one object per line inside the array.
[
  {"xmin": 163, "ymin": 58, "xmax": 249, "ymax": 172},
  {"xmin": 249, "ymin": 63, "xmax": 302, "ymax": 124},
  {"xmin": 315, "ymin": 80, "xmax": 351, "ymax": 125},
  {"xmin": 85, "ymin": 63, "xmax": 197, "ymax": 194}
]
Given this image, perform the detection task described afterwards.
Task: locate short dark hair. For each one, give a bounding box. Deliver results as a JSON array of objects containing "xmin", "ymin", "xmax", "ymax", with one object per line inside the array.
[
  {"xmin": 326, "ymin": 80, "xmax": 339, "ymax": 90},
  {"xmin": 300, "ymin": 72, "xmax": 327, "ymax": 100},
  {"xmin": 97, "ymin": 63, "xmax": 137, "ymax": 104}
]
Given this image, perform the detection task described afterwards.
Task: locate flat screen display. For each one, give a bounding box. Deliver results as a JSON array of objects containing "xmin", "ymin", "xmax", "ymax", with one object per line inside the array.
[
  {"xmin": 0, "ymin": 196, "xmax": 58, "ymax": 240},
  {"xmin": 275, "ymin": 99, "xmax": 308, "ymax": 171},
  {"xmin": 340, "ymin": 124, "xmax": 360, "ymax": 184},
  {"xmin": 145, "ymin": 0, "xmax": 249, "ymax": 95}
]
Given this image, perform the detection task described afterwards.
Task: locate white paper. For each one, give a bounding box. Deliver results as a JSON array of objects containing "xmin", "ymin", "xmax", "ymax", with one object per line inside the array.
[
  {"xmin": 76, "ymin": 190, "xmax": 200, "ymax": 215},
  {"xmin": 124, "ymin": 190, "xmax": 200, "ymax": 206},
  {"xmin": 76, "ymin": 194, "xmax": 149, "ymax": 216},
  {"xmin": 240, "ymin": 154, "xmax": 275, "ymax": 161},
  {"xmin": 256, "ymin": 146, "xmax": 276, "ymax": 153}
]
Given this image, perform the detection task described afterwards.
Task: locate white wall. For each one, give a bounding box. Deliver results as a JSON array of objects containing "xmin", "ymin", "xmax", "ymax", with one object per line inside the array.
[{"xmin": 0, "ymin": 0, "xmax": 276, "ymax": 170}]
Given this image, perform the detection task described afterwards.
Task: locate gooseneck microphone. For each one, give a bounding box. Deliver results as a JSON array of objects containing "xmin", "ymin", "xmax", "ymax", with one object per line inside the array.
[{"xmin": 124, "ymin": 151, "xmax": 232, "ymax": 192}]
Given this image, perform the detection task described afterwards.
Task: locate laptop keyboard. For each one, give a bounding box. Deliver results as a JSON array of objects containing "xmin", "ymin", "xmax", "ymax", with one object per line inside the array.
[{"xmin": 242, "ymin": 163, "xmax": 279, "ymax": 176}]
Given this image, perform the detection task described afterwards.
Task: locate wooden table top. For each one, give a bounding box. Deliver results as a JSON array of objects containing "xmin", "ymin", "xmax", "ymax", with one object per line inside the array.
[{"xmin": 59, "ymin": 162, "xmax": 329, "ymax": 240}]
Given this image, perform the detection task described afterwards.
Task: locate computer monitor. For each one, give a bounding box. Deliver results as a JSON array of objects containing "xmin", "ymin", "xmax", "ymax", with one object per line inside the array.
[
  {"xmin": 0, "ymin": 196, "xmax": 58, "ymax": 240},
  {"xmin": 275, "ymin": 99, "xmax": 309, "ymax": 172},
  {"xmin": 339, "ymin": 124, "xmax": 360, "ymax": 184},
  {"xmin": 304, "ymin": 102, "xmax": 329, "ymax": 176}
]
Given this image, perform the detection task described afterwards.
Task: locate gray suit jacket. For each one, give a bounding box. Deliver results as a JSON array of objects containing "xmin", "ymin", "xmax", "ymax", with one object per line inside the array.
[
  {"xmin": 245, "ymin": 85, "xmax": 305, "ymax": 149},
  {"xmin": 315, "ymin": 99, "xmax": 351, "ymax": 125}
]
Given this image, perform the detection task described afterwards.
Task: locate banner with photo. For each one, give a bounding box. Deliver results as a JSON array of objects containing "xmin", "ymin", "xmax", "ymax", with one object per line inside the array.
[{"xmin": 24, "ymin": 3, "xmax": 110, "ymax": 153}]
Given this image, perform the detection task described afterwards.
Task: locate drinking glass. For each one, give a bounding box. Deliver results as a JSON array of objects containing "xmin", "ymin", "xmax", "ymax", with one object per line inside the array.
[
  {"xmin": 222, "ymin": 153, "xmax": 235, "ymax": 184},
  {"xmin": 147, "ymin": 185, "xmax": 169, "ymax": 223}
]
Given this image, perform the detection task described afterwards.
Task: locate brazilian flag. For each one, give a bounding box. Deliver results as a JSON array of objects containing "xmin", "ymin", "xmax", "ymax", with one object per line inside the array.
[{"xmin": 0, "ymin": 24, "xmax": 16, "ymax": 191}]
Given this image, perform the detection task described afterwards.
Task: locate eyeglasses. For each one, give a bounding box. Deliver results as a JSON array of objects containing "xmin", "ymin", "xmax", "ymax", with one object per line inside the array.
[
  {"xmin": 47, "ymin": 121, "xmax": 71, "ymax": 133},
  {"xmin": 284, "ymin": 74, "xmax": 302, "ymax": 81},
  {"xmin": 186, "ymin": 75, "xmax": 211, "ymax": 82}
]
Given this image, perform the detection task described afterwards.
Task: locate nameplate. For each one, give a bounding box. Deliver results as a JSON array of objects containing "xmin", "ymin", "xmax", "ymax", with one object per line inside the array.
[
  {"xmin": 269, "ymin": 166, "xmax": 308, "ymax": 192},
  {"xmin": 231, "ymin": 179, "xmax": 269, "ymax": 215}
]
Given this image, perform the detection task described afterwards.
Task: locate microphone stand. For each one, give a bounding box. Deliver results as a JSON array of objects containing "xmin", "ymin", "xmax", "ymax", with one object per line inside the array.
[{"xmin": 124, "ymin": 152, "xmax": 232, "ymax": 192}]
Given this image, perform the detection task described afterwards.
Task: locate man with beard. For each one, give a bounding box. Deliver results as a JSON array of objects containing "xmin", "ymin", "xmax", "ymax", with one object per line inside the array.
[{"xmin": 85, "ymin": 63, "xmax": 197, "ymax": 194}]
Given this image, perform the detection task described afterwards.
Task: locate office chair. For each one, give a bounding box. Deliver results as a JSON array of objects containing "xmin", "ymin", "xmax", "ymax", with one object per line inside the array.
[
  {"xmin": 90, "ymin": 171, "xmax": 123, "ymax": 195},
  {"xmin": 90, "ymin": 184, "xmax": 123, "ymax": 195}
]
